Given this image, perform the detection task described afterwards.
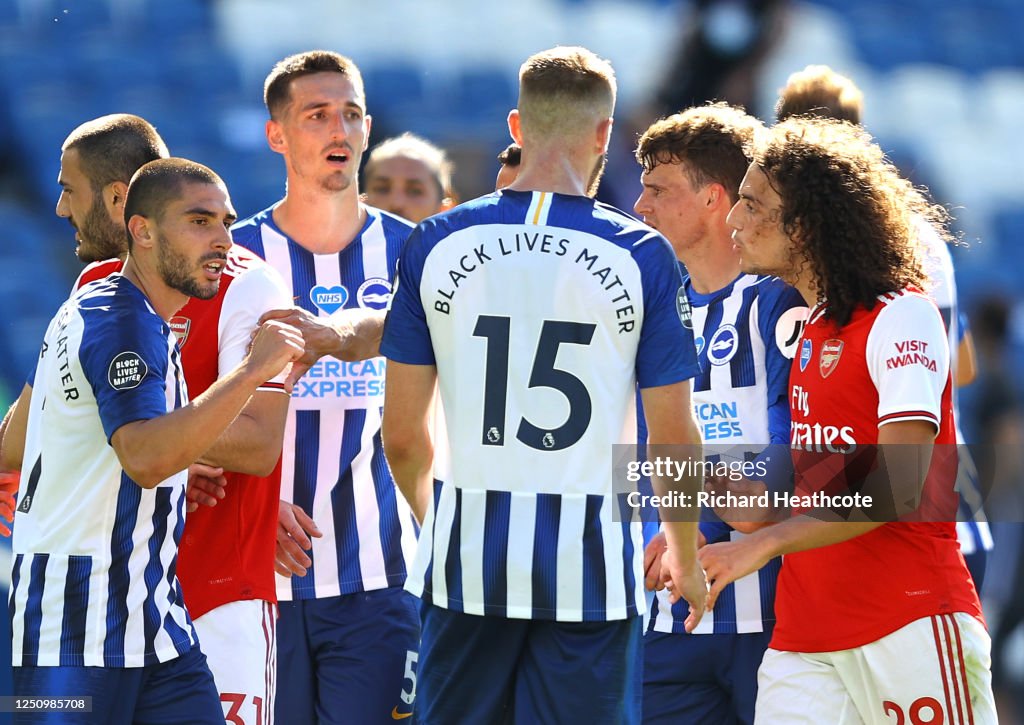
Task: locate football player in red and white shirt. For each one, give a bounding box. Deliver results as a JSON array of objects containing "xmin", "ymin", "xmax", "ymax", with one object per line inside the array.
[{"xmin": 695, "ymin": 117, "xmax": 996, "ymax": 723}]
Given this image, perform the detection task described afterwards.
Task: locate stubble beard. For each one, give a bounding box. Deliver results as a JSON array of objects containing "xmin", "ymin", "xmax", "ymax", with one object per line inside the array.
[{"xmin": 156, "ymin": 236, "xmax": 218, "ymax": 300}]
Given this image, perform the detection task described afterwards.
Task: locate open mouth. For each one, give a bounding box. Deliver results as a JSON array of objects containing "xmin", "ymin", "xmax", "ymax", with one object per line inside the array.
[
  {"xmin": 202, "ymin": 260, "xmax": 225, "ymax": 280},
  {"xmin": 326, "ymin": 149, "xmax": 350, "ymax": 166}
]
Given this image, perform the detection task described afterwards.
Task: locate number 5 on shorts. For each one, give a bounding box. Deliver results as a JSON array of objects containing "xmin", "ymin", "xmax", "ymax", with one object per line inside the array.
[{"xmin": 401, "ymin": 650, "xmax": 419, "ymax": 705}]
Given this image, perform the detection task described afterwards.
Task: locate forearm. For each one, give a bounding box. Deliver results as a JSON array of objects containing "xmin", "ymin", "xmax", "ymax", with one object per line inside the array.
[
  {"xmin": 322, "ymin": 309, "xmax": 385, "ymax": 362},
  {"xmin": 758, "ymin": 516, "xmax": 884, "ymax": 558},
  {"xmin": 387, "ymin": 441, "xmax": 433, "ymax": 524},
  {"xmin": 0, "ymin": 385, "xmax": 31, "ymax": 471},
  {"xmin": 198, "ymin": 392, "xmax": 290, "ymax": 475},
  {"xmin": 113, "ymin": 364, "xmax": 266, "ymax": 487}
]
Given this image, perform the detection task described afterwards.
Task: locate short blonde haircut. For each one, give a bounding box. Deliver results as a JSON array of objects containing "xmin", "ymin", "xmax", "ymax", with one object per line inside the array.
[{"xmin": 517, "ymin": 46, "xmax": 616, "ymax": 140}]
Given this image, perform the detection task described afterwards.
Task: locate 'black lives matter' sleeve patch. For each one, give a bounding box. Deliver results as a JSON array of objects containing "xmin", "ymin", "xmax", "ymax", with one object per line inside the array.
[{"xmin": 108, "ymin": 351, "xmax": 148, "ymax": 390}]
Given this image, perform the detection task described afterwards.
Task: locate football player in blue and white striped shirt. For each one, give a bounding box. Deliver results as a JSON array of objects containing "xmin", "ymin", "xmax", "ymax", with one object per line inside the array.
[
  {"xmin": 0, "ymin": 159, "xmax": 302, "ymax": 723},
  {"xmin": 382, "ymin": 46, "xmax": 706, "ymax": 724},
  {"xmin": 231, "ymin": 50, "xmax": 421, "ymax": 724},
  {"xmin": 634, "ymin": 103, "xmax": 807, "ymax": 725}
]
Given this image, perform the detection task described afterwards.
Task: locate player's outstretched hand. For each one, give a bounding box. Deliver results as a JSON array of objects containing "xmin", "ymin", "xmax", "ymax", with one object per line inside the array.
[
  {"xmin": 276, "ymin": 500, "xmax": 322, "ymax": 577},
  {"xmin": 643, "ymin": 532, "xmax": 667, "ymax": 591},
  {"xmin": 698, "ymin": 536, "xmax": 772, "ymax": 612},
  {"xmin": 186, "ymin": 463, "xmax": 227, "ymax": 513},
  {"xmin": 246, "ymin": 320, "xmax": 305, "ymax": 393},
  {"xmin": 660, "ymin": 546, "xmax": 707, "ymax": 632},
  {"xmin": 0, "ymin": 470, "xmax": 19, "ymax": 536}
]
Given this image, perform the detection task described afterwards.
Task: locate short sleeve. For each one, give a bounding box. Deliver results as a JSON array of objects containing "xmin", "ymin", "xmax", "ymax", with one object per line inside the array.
[
  {"xmin": 218, "ymin": 262, "xmax": 293, "ymax": 391},
  {"xmin": 79, "ymin": 307, "xmax": 173, "ymax": 442},
  {"xmin": 381, "ymin": 226, "xmax": 435, "ymax": 365},
  {"xmin": 866, "ymin": 294, "xmax": 950, "ymax": 432},
  {"xmin": 633, "ymin": 236, "xmax": 700, "ymax": 388}
]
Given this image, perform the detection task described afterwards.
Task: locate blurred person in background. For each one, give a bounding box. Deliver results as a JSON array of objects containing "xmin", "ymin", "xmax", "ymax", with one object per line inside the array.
[
  {"xmin": 362, "ymin": 132, "xmax": 455, "ymax": 223},
  {"xmin": 633, "ymin": 102, "xmax": 806, "ymax": 725},
  {"xmin": 495, "ymin": 142, "xmax": 521, "ymax": 190},
  {"xmin": 232, "ymin": 49, "xmax": 421, "ymax": 725},
  {"xmin": 966, "ymin": 295, "xmax": 1024, "ymax": 719},
  {"xmin": 776, "ymin": 64, "xmax": 994, "ymax": 593}
]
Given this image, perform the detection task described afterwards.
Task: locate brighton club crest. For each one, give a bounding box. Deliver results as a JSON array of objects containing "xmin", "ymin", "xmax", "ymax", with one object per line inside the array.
[{"xmin": 819, "ymin": 339, "xmax": 845, "ymax": 378}]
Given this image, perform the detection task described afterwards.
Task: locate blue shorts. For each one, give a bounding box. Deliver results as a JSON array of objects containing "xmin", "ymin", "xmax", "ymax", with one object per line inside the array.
[
  {"xmin": 12, "ymin": 645, "xmax": 221, "ymax": 724},
  {"xmin": 642, "ymin": 628, "xmax": 772, "ymax": 725},
  {"xmin": 417, "ymin": 604, "xmax": 642, "ymax": 724},
  {"xmin": 275, "ymin": 587, "xmax": 420, "ymax": 725}
]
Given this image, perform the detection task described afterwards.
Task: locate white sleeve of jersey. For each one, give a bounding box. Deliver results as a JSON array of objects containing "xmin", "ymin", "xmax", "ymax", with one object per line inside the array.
[
  {"xmin": 918, "ymin": 218, "xmax": 956, "ymax": 310},
  {"xmin": 218, "ymin": 262, "xmax": 294, "ymax": 391},
  {"xmin": 866, "ymin": 293, "xmax": 950, "ymax": 430}
]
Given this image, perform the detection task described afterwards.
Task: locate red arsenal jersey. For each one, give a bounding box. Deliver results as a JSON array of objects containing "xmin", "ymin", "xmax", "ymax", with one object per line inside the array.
[
  {"xmin": 76, "ymin": 248, "xmax": 291, "ymax": 618},
  {"xmin": 774, "ymin": 289, "xmax": 982, "ymax": 653}
]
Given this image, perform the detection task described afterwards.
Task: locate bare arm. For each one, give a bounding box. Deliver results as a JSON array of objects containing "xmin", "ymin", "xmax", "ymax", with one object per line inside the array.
[
  {"xmin": 259, "ymin": 307, "xmax": 385, "ymax": 388},
  {"xmin": 198, "ymin": 389, "xmax": 291, "ymax": 476},
  {"xmin": 112, "ymin": 321, "xmax": 303, "ymax": 488},
  {"xmin": 381, "ymin": 361, "xmax": 436, "ymax": 524},
  {"xmin": 699, "ymin": 419, "xmax": 936, "ymax": 608},
  {"xmin": 956, "ymin": 330, "xmax": 977, "ymax": 387},
  {"xmin": 641, "ymin": 380, "xmax": 707, "ymax": 630},
  {"xmin": 0, "ymin": 384, "xmax": 31, "ymax": 472}
]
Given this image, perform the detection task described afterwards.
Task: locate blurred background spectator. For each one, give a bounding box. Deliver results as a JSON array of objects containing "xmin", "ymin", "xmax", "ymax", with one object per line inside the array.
[{"xmin": 0, "ymin": 0, "xmax": 1022, "ymax": 718}]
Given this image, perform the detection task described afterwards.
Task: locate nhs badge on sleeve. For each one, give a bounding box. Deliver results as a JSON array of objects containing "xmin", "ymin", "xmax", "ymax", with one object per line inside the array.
[
  {"xmin": 310, "ymin": 285, "xmax": 349, "ymax": 314},
  {"xmin": 799, "ymin": 338, "xmax": 812, "ymax": 372}
]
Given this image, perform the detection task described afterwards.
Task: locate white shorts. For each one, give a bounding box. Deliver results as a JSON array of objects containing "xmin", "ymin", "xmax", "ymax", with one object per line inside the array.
[
  {"xmin": 755, "ymin": 612, "xmax": 996, "ymax": 725},
  {"xmin": 194, "ymin": 599, "xmax": 277, "ymax": 725}
]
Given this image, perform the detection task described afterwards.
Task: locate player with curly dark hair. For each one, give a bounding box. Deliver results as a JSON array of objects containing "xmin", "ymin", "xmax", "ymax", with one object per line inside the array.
[{"xmin": 699, "ymin": 116, "xmax": 996, "ymax": 723}]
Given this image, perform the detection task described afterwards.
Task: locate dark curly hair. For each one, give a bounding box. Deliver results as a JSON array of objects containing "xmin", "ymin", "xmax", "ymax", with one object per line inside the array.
[{"xmin": 754, "ymin": 117, "xmax": 949, "ymax": 327}]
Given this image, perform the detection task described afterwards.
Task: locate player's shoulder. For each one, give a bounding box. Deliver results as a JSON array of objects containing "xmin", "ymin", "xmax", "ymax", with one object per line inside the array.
[
  {"xmin": 365, "ymin": 205, "xmax": 416, "ymax": 235},
  {"xmin": 874, "ymin": 287, "xmax": 942, "ymax": 322},
  {"xmin": 751, "ymin": 275, "xmax": 806, "ymax": 309},
  {"xmin": 74, "ymin": 258, "xmax": 124, "ymax": 291},
  {"xmin": 77, "ymin": 274, "xmax": 164, "ymax": 337},
  {"xmin": 230, "ymin": 205, "xmax": 277, "ymax": 245}
]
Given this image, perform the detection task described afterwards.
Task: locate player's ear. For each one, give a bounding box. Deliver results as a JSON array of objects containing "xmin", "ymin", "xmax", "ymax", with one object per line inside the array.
[
  {"xmin": 595, "ymin": 116, "xmax": 613, "ymax": 155},
  {"xmin": 127, "ymin": 214, "xmax": 154, "ymax": 250},
  {"xmin": 266, "ymin": 119, "xmax": 286, "ymax": 154},
  {"xmin": 362, "ymin": 114, "xmax": 372, "ymax": 151},
  {"xmin": 104, "ymin": 180, "xmax": 130, "ymax": 219},
  {"xmin": 508, "ymin": 110, "xmax": 523, "ymax": 146}
]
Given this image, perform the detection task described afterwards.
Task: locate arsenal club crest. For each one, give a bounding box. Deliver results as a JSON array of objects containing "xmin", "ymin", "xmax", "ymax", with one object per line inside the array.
[
  {"xmin": 169, "ymin": 316, "xmax": 191, "ymax": 348},
  {"xmin": 819, "ymin": 339, "xmax": 844, "ymax": 378}
]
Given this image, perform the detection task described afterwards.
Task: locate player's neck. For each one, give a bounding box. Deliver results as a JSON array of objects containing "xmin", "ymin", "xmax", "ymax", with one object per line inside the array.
[
  {"xmin": 792, "ymin": 273, "xmax": 819, "ymax": 309},
  {"xmin": 679, "ymin": 233, "xmax": 741, "ymax": 295},
  {"xmin": 121, "ymin": 257, "xmax": 189, "ymax": 321},
  {"xmin": 508, "ymin": 147, "xmax": 593, "ymax": 197},
  {"xmin": 273, "ymin": 183, "xmax": 366, "ymax": 255}
]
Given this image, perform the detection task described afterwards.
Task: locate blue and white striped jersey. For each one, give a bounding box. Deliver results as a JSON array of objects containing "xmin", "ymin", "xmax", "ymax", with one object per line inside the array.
[
  {"xmin": 381, "ymin": 190, "xmax": 700, "ymax": 622},
  {"xmin": 232, "ymin": 204, "xmax": 419, "ymax": 600},
  {"xmin": 11, "ymin": 274, "xmax": 196, "ymax": 667},
  {"xmin": 649, "ymin": 273, "xmax": 806, "ymax": 635}
]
